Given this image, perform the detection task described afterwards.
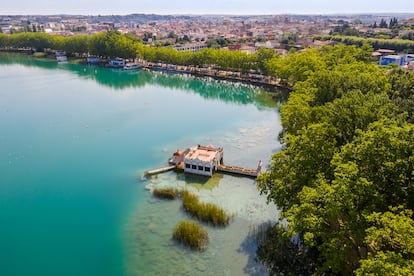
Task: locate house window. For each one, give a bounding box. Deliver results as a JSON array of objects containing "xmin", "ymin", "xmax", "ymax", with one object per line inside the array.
[
  {"xmin": 192, "ymin": 165, "xmax": 197, "ymax": 170},
  {"xmin": 198, "ymin": 166, "xmax": 203, "ymax": 171},
  {"xmin": 205, "ymin": 167, "xmax": 211, "ymax": 172},
  {"xmin": 185, "ymin": 164, "xmax": 190, "ymax": 169}
]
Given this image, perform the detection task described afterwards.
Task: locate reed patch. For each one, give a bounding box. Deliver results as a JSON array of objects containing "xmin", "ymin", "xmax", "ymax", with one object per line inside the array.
[
  {"xmin": 172, "ymin": 220, "xmax": 209, "ymax": 251},
  {"xmin": 182, "ymin": 191, "xmax": 230, "ymax": 226}
]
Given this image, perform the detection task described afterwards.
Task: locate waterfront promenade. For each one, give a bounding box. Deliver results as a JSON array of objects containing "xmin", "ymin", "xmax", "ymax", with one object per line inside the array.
[{"xmin": 138, "ymin": 60, "xmax": 283, "ymax": 89}]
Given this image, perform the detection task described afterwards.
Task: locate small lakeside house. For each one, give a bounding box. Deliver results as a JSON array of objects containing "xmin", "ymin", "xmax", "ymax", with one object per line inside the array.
[
  {"xmin": 182, "ymin": 145, "xmax": 224, "ymax": 177},
  {"xmin": 164, "ymin": 145, "xmax": 261, "ymax": 178}
]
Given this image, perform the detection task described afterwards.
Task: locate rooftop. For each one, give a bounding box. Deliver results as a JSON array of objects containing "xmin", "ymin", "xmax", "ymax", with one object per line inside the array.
[{"xmin": 185, "ymin": 145, "xmax": 222, "ymax": 162}]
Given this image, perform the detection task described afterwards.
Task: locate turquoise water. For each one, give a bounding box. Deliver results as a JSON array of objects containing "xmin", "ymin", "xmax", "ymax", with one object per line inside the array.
[{"xmin": 0, "ymin": 54, "xmax": 282, "ymax": 275}]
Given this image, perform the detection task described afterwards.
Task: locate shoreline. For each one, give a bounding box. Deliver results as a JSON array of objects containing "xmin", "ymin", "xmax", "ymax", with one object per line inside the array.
[
  {"xmin": 137, "ymin": 60, "xmax": 287, "ymax": 92},
  {"xmin": 0, "ymin": 48, "xmax": 290, "ymax": 92}
]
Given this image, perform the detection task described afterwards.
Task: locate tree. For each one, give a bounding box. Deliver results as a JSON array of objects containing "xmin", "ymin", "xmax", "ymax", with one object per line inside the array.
[
  {"xmin": 257, "ymin": 44, "xmax": 414, "ymax": 275},
  {"xmin": 0, "ymin": 33, "xmax": 7, "ymax": 47},
  {"xmin": 9, "ymin": 32, "xmax": 55, "ymax": 50},
  {"xmin": 62, "ymin": 35, "xmax": 89, "ymax": 54},
  {"xmin": 334, "ymin": 120, "xmax": 414, "ymax": 212},
  {"xmin": 167, "ymin": 31, "xmax": 177, "ymax": 39},
  {"xmin": 265, "ymin": 48, "xmax": 324, "ymax": 84},
  {"xmin": 254, "ymin": 47, "xmax": 275, "ymax": 74},
  {"xmin": 389, "ymin": 17, "xmax": 399, "ymax": 29},
  {"xmin": 387, "ymin": 68, "xmax": 414, "ymax": 123},
  {"xmin": 259, "ymin": 119, "xmax": 414, "ymax": 274},
  {"xmin": 331, "ymin": 22, "xmax": 359, "ymax": 36},
  {"xmin": 87, "ymin": 31, "xmax": 137, "ymax": 59},
  {"xmin": 205, "ymin": 38, "xmax": 221, "ymax": 49},
  {"xmin": 356, "ymin": 208, "xmax": 414, "ymax": 275},
  {"xmin": 357, "ymin": 251, "xmax": 414, "ymax": 275},
  {"xmin": 88, "ymin": 32, "xmax": 107, "ymax": 56},
  {"xmin": 380, "ymin": 18, "xmax": 388, "ymax": 28}
]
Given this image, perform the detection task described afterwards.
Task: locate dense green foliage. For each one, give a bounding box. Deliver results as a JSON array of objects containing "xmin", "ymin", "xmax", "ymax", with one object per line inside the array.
[
  {"xmin": 182, "ymin": 191, "xmax": 230, "ymax": 226},
  {"xmin": 316, "ymin": 35, "xmax": 414, "ymax": 53},
  {"xmin": 257, "ymin": 45, "xmax": 414, "ymax": 275},
  {"xmin": 152, "ymin": 188, "xmax": 182, "ymax": 200},
  {"xmin": 3, "ymin": 30, "xmax": 414, "ymax": 273},
  {"xmin": 330, "ymin": 22, "xmax": 359, "ymax": 36},
  {"xmin": 0, "ymin": 31, "xmax": 275, "ymax": 73},
  {"xmin": 330, "ymin": 17, "xmax": 405, "ymax": 40},
  {"xmin": 172, "ymin": 220, "xmax": 209, "ymax": 250}
]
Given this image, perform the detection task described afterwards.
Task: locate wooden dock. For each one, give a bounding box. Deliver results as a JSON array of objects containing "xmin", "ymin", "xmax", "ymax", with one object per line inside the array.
[
  {"xmin": 145, "ymin": 164, "xmax": 259, "ymax": 178},
  {"xmin": 145, "ymin": 165, "xmax": 176, "ymax": 176},
  {"xmin": 217, "ymin": 164, "xmax": 259, "ymax": 178}
]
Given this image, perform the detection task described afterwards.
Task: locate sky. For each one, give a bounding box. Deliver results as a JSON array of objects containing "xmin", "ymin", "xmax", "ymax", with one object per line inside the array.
[{"xmin": 2, "ymin": 0, "xmax": 414, "ymax": 15}]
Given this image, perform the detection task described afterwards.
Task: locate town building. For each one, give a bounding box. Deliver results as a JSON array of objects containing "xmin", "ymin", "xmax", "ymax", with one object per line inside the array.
[
  {"xmin": 379, "ymin": 55, "xmax": 405, "ymax": 66},
  {"xmin": 174, "ymin": 43, "xmax": 207, "ymax": 52}
]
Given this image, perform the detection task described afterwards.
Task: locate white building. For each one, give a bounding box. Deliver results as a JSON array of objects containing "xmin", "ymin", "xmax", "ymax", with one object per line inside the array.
[
  {"xmin": 174, "ymin": 43, "xmax": 207, "ymax": 53},
  {"xmin": 183, "ymin": 145, "xmax": 223, "ymax": 177}
]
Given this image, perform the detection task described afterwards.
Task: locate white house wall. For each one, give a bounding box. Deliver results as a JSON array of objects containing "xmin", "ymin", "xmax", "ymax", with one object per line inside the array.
[{"xmin": 184, "ymin": 157, "xmax": 214, "ymax": 176}]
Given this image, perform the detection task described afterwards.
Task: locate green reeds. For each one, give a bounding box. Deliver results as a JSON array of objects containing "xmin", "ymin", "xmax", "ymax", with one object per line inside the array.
[
  {"xmin": 173, "ymin": 220, "xmax": 209, "ymax": 251},
  {"xmin": 152, "ymin": 188, "xmax": 182, "ymax": 200},
  {"xmin": 182, "ymin": 191, "xmax": 230, "ymax": 226}
]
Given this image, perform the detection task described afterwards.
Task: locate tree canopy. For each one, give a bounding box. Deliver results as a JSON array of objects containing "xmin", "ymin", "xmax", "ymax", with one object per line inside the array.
[{"xmin": 257, "ymin": 45, "xmax": 414, "ymax": 275}]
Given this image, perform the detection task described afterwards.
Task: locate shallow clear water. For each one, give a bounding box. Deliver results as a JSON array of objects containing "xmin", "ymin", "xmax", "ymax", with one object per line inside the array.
[{"xmin": 0, "ymin": 54, "xmax": 282, "ymax": 275}]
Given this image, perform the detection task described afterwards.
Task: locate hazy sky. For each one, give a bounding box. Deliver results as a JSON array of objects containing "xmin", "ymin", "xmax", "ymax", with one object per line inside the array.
[{"xmin": 2, "ymin": 0, "xmax": 414, "ymax": 15}]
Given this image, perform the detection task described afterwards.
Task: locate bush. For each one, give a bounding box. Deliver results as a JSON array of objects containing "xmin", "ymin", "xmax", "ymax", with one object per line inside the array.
[
  {"xmin": 173, "ymin": 220, "xmax": 209, "ymax": 250},
  {"xmin": 182, "ymin": 191, "xmax": 230, "ymax": 226},
  {"xmin": 153, "ymin": 188, "xmax": 181, "ymax": 200}
]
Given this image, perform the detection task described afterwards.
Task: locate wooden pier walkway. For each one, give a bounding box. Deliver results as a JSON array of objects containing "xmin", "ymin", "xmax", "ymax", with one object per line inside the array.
[
  {"xmin": 217, "ymin": 164, "xmax": 259, "ymax": 178},
  {"xmin": 145, "ymin": 164, "xmax": 259, "ymax": 178},
  {"xmin": 139, "ymin": 60, "xmax": 284, "ymax": 89},
  {"xmin": 145, "ymin": 165, "xmax": 176, "ymax": 176}
]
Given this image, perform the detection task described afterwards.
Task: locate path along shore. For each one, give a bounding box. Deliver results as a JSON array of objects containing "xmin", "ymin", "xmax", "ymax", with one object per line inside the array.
[{"xmin": 137, "ymin": 59, "xmax": 287, "ymax": 91}]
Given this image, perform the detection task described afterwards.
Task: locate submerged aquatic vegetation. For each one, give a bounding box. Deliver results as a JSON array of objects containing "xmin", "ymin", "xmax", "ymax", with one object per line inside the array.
[
  {"xmin": 182, "ymin": 191, "xmax": 230, "ymax": 226},
  {"xmin": 173, "ymin": 220, "xmax": 209, "ymax": 251}
]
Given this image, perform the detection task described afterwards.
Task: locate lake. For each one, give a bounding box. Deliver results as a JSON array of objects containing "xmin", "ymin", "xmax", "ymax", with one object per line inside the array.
[{"xmin": 0, "ymin": 53, "xmax": 282, "ymax": 275}]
